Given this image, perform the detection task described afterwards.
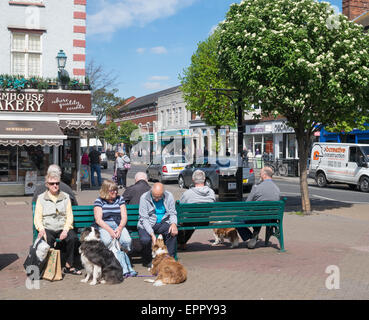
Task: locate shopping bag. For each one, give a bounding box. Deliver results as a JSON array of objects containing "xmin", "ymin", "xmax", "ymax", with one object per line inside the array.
[
  {"xmin": 23, "ymin": 237, "xmax": 50, "ymax": 277},
  {"xmin": 42, "ymin": 249, "xmax": 63, "ymax": 281}
]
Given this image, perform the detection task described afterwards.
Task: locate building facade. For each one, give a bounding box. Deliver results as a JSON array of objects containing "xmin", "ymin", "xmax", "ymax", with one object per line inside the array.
[
  {"xmin": 156, "ymin": 87, "xmax": 192, "ymax": 159},
  {"xmin": 0, "ymin": 0, "xmax": 94, "ymax": 195},
  {"xmin": 117, "ymin": 86, "xmax": 180, "ymax": 164}
]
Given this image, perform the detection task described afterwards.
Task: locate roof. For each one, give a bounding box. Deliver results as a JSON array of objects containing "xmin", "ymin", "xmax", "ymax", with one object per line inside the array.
[{"xmin": 120, "ymin": 85, "xmax": 180, "ymax": 112}]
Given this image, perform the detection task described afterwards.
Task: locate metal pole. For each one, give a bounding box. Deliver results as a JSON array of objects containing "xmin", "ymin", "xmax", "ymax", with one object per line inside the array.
[{"xmin": 236, "ymin": 97, "xmax": 243, "ymax": 201}]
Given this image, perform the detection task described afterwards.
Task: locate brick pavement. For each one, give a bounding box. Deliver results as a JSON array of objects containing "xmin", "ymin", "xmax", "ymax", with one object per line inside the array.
[{"xmin": 1, "ymin": 170, "xmax": 369, "ymax": 300}]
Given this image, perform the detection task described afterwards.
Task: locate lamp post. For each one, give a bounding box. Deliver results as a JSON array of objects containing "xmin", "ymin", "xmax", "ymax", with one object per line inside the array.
[
  {"xmin": 56, "ymin": 50, "xmax": 69, "ymax": 87},
  {"xmin": 210, "ymin": 87, "xmax": 244, "ymax": 201}
]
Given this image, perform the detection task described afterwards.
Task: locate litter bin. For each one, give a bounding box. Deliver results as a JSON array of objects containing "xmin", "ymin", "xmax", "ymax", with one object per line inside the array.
[
  {"xmin": 218, "ymin": 174, "xmax": 240, "ymax": 202},
  {"xmin": 283, "ymin": 159, "xmax": 299, "ymax": 177}
]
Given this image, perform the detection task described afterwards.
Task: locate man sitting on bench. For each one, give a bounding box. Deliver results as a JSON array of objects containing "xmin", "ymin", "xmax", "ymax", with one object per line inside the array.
[
  {"xmin": 237, "ymin": 166, "xmax": 280, "ymax": 249},
  {"xmin": 137, "ymin": 183, "xmax": 178, "ymax": 268}
]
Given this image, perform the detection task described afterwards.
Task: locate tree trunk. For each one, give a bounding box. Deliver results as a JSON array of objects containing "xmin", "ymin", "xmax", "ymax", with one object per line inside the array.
[{"xmin": 296, "ymin": 133, "xmax": 312, "ymax": 214}]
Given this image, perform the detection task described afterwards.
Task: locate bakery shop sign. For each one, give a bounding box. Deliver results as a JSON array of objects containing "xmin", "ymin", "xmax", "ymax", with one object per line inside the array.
[{"xmin": 0, "ymin": 91, "xmax": 91, "ymax": 113}]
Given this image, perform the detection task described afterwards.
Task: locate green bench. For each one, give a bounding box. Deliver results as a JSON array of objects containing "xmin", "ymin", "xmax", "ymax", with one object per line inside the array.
[
  {"xmin": 32, "ymin": 203, "xmax": 141, "ymax": 243},
  {"xmin": 175, "ymin": 198, "xmax": 286, "ymax": 252},
  {"xmin": 32, "ymin": 198, "xmax": 286, "ymax": 259}
]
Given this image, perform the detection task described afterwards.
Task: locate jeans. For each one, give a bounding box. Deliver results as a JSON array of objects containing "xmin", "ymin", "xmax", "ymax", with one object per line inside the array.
[
  {"xmin": 117, "ymin": 169, "xmax": 127, "ymax": 188},
  {"xmin": 90, "ymin": 163, "xmax": 102, "ymax": 186},
  {"xmin": 99, "ymin": 220, "xmax": 132, "ymax": 251},
  {"xmin": 99, "ymin": 221, "xmax": 135, "ymax": 275}
]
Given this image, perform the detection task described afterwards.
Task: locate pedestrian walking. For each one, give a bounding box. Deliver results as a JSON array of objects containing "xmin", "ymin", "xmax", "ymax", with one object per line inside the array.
[{"xmin": 89, "ymin": 146, "xmax": 102, "ymax": 187}]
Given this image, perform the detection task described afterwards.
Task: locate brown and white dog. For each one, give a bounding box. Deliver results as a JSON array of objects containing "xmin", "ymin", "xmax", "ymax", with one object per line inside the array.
[
  {"xmin": 212, "ymin": 228, "xmax": 239, "ymax": 248},
  {"xmin": 144, "ymin": 235, "xmax": 187, "ymax": 286}
]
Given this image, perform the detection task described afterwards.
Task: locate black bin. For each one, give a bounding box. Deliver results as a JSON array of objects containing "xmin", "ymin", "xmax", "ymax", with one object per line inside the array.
[
  {"xmin": 218, "ymin": 174, "xmax": 240, "ymax": 202},
  {"xmin": 283, "ymin": 159, "xmax": 299, "ymax": 177}
]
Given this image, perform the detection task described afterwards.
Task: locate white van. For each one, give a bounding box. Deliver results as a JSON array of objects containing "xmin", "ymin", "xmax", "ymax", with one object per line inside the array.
[{"xmin": 309, "ymin": 142, "xmax": 369, "ymax": 192}]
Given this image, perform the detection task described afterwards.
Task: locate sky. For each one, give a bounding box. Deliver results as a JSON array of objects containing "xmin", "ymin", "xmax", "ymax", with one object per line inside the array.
[{"xmin": 86, "ymin": 0, "xmax": 343, "ymax": 100}]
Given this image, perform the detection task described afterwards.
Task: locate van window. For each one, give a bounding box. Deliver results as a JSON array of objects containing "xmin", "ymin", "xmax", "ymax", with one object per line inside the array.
[
  {"xmin": 349, "ymin": 147, "xmax": 365, "ymax": 163},
  {"xmin": 360, "ymin": 146, "xmax": 369, "ymax": 160}
]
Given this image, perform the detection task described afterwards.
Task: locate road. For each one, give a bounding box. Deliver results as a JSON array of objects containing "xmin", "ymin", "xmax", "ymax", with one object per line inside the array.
[{"xmin": 104, "ymin": 161, "xmax": 369, "ymax": 211}]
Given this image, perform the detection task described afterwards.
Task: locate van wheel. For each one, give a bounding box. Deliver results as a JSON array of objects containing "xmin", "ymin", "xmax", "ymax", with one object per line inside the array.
[
  {"xmin": 359, "ymin": 176, "xmax": 369, "ymax": 192},
  {"xmin": 316, "ymin": 172, "xmax": 327, "ymax": 187}
]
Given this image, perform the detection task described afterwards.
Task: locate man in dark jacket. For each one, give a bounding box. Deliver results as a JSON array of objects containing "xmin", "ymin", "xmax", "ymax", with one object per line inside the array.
[{"xmin": 123, "ymin": 172, "xmax": 151, "ymax": 205}]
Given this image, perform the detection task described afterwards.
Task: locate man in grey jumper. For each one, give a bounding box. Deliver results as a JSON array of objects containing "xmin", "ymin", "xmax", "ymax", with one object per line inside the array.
[
  {"xmin": 138, "ymin": 183, "xmax": 178, "ymax": 267},
  {"xmin": 237, "ymin": 166, "xmax": 280, "ymax": 249},
  {"xmin": 177, "ymin": 170, "xmax": 216, "ymax": 249}
]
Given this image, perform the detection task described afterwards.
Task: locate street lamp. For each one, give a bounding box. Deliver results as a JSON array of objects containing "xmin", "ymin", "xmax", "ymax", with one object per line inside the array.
[
  {"xmin": 211, "ymin": 87, "xmax": 244, "ymax": 201},
  {"xmin": 56, "ymin": 50, "xmax": 69, "ymax": 86}
]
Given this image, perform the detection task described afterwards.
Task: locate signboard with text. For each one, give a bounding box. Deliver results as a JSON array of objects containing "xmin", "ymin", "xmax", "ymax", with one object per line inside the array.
[{"xmin": 0, "ymin": 90, "xmax": 91, "ymax": 114}]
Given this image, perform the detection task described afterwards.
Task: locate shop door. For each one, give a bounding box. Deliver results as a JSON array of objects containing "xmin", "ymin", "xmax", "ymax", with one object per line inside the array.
[{"xmin": 60, "ymin": 138, "xmax": 77, "ymax": 189}]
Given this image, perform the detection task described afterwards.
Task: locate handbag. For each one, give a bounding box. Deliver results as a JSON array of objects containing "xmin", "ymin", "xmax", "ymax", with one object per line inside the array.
[
  {"xmin": 23, "ymin": 237, "xmax": 50, "ymax": 276},
  {"xmin": 42, "ymin": 249, "xmax": 63, "ymax": 281}
]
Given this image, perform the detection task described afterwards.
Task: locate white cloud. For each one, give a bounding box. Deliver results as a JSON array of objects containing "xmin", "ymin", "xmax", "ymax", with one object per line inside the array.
[
  {"xmin": 143, "ymin": 82, "xmax": 163, "ymax": 90},
  {"xmin": 87, "ymin": 0, "xmax": 197, "ymax": 36},
  {"xmin": 150, "ymin": 46, "xmax": 168, "ymax": 54},
  {"xmin": 149, "ymin": 76, "xmax": 170, "ymax": 81},
  {"xmin": 209, "ymin": 24, "xmax": 218, "ymax": 36},
  {"xmin": 136, "ymin": 48, "xmax": 146, "ymax": 54}
]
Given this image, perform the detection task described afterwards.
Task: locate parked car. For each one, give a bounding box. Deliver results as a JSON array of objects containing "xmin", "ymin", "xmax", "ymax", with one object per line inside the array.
[
  {"xmin": 146, "ymin": 155, "xmax": 188, "ymax": 183},
  {"xmin": 178, "ymin": 157, "xmax": 255, "ymax": 192},
  {"xmin": 100, "ymin": 151, "xmax": 108, "ymax": 169}
]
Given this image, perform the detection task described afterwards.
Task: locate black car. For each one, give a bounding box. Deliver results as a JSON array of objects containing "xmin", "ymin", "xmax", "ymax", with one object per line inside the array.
[{"xmin": 178, "ymin": 157, "xmax": 255, "ymax": 192}]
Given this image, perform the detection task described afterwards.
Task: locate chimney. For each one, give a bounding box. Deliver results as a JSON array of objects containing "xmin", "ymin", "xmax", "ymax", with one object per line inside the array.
[{"xmin": 343, "ymin": 0, "xmax": 369, "ymax": 20}]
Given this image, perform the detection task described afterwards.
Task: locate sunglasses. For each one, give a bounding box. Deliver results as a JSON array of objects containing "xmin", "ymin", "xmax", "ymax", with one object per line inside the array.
[
  {"xmin": 109, "ymin": 189, "xmax": 118, "ymax": 193},
  {"xmin": 47, "ymin": 182, "xmax": 60, "ymax": 186}
]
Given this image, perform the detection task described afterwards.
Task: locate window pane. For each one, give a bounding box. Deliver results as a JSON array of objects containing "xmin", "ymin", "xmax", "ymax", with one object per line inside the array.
[
  {"xmin": 28, "ymin": 35, "xmax": 41, "ymax": 51},
  {"xmin": 12, "ymin": 52, "xmax": 25, "ymax": 75},
  {"xmin": 12, "ymin": 34, "xmax": 25, "ymax": 51},
  {"xmin": 28, "ymin": 53, "xmax": 41, "ymax": 77}
]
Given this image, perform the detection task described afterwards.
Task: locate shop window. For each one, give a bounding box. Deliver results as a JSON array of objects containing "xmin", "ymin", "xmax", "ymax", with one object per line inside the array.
[
  {"xmin": 263, "ymin": 134, "xmax": 273, "ymax": 154},
  {"xmin": 0, "ymin": 146, "xmax": 17, "ymax": 182},
  {"xmin": 0, "ymin": 145, "xmax": 53, "ymax": 183},
  {"xmin": 287, "ymin": 134, "xmax": 296, "ymax": 158}
]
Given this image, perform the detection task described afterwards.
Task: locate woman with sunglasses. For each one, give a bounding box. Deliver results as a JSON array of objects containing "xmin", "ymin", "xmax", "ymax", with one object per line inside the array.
[
  {"xmin": 34, "ymin": 171, "xmax": 81, "ymax": 275},
  {"xmin": 93, "ymin": 180, "xmax": 137, "ymax": 277}
]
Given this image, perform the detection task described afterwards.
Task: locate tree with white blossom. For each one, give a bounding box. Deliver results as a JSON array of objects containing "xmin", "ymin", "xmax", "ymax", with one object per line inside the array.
[{"xmin": 218, "ymin": 0, "xmax": 369, "ymax": 213}]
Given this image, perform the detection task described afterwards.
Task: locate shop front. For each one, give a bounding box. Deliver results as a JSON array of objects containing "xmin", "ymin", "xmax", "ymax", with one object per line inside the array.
[
  {"xmin": 244, "ymin": 120, "xmax": 297, "ymax": 159},
  {"xmin": 0, "ymin": 90, "xmax": 95, "ymax": 196}
]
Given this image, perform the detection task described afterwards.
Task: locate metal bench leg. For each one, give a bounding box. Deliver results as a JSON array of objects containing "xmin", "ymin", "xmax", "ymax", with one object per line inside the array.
[
  {"xmin": 278, "ymin": 223, "xmax": 285, "ymax": 252},
  {"xmin": 174, "ymin": 239, "xmax": 178, "ymax": 261}
]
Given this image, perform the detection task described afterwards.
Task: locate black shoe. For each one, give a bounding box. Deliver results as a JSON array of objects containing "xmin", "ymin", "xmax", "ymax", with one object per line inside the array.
[{"xmin": 142, "ymin": 261, "xmax": 152, "ymax": 268}]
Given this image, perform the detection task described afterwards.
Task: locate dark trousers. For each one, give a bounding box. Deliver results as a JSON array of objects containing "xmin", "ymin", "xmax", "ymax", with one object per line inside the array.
[
  {"xmin": 237, "ymin": 221, "xmax": 273, "ymax": 241},
  {"xmin": 45, "ymin": 229, "xmax": 79, "ymax": 267},
  {"xmin": 177, "ymin": 222, "xmax": 209, "ymax": 245},
  {"xmin": 117, "ymin": 169, "xmax": 127, "ymax": 187},
  {"xmin": 138, "ymin": 221, "xmax": 177, "ymax": 263}
]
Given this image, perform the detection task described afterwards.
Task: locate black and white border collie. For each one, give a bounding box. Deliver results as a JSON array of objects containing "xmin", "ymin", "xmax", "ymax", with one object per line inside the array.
[{"xmin": 79, "ymin": 227, "xmax": 124, "ymax": 285}]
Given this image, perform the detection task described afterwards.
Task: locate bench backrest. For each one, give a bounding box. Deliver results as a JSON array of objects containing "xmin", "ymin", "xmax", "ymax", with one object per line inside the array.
[
  {"xmin": 32, "ymin": 203, "xmax": 140, "ymax": 242},
  {"xmin": 175, "ymin": 198, "xmax": 286, "ymax": 224}
]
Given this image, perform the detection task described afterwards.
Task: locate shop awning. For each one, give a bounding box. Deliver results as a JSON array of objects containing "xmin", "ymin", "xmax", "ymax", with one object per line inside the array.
[{"xmin": 0, "ymin": 120, "xmax": 67, "ymax": 146}]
